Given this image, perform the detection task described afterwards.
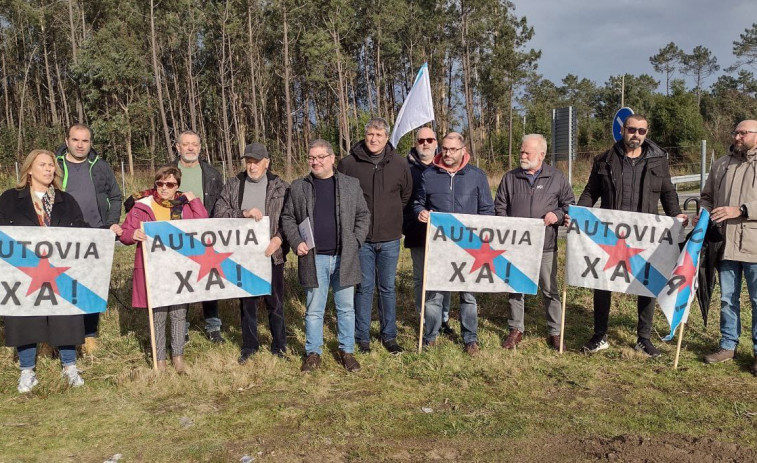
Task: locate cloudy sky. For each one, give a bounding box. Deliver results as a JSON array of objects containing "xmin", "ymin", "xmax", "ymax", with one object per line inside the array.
[{"xmin": 513, "ymin": 0, "xmax": 757, "ymax": 89}]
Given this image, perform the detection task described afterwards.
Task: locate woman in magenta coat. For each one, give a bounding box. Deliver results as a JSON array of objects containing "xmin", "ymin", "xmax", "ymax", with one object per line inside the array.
[{"xmin": 120, "ymin": 165, "xmax": 208, "ymax": 372}]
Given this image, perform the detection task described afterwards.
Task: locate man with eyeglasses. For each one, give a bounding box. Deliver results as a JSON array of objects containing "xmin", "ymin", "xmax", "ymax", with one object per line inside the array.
[
  {"xmin": 169, "ymin": 130, "xmax": 226, "ymax": 344},
  {"xmin": 337, "ymin": 118, "xmax": 412, "ymax": 355},
  {"xmin": 214, "ymin": 143, "xmax": 289, "ymax": 363},
  {"xmin": 281, "ymin": 139, "xmax": 370, "ymax": 372},
  {"xmin": 495, "ymin": 134, "xmax": 575, "ymax": 351},
  {"xmin": 403, "ymin": 127, "xmax": 453, "ymax": 337},
  {"xmin": 699, "ymin": 120, "xmax": 757, "ymax": 374},
  {"xmin": 413, "ymin": 132, "xmax": 495, "ymax": 356},
  {"xmin": 576, "ymin": 114, "xmax": 687, "ymax": 357}
]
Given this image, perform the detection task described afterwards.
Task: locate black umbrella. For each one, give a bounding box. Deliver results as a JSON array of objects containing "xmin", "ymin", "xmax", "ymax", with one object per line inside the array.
[{"xmin": 683, "ymin": 197, "xmax": 722, "ymax": 327}]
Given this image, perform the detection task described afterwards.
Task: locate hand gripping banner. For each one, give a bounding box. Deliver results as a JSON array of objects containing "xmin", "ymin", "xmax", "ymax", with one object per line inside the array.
[
  {"xmin": 565, "ymin": 206, "xmax": 684, "ymax": 297},
  {"xmin": 0, "ymin": 226, "xmax": 115, "ymax": 316},
  {"xmin": 142, "ymin": 218, "xmax": 272, "ymax": 307},
  {"xmin": 425, "ymin": 212, "xmax": 545, "ymax": 294}
]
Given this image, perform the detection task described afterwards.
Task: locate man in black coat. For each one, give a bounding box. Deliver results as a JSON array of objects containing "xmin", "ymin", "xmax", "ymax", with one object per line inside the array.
[
  {"xmin": 169, "ymin": 130, "xmax": 225, "ymax": 343},
  {"xmin": 575, "ymin": 114, "xmax": 688, "ymax": 357}
]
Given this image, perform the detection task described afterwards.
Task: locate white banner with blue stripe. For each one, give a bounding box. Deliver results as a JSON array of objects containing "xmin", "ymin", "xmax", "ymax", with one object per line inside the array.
[
  {"xmin": 424, "ymin": 212, "xmax": 545, "ymax": 294},
  {"xmin": 0, "ymin": 226, "xmax": 115, "ymax": 315},
  {"xmin": 143, "ymin": 218, "xmax": 272, "ymax": 307},
  {"xmin": 657, "ymin": 208, "xmax": 709, "ymax": 340},
  {"xmin": 565, "ymin": 206, "xmax": 685, "ymax": 297}
]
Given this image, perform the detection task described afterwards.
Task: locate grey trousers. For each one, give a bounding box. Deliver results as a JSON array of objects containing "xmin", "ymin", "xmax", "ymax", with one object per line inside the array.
[
  {"xmin": 410, "ymin": 246, "xmax": 451, "ymax": 322},
  {"xmin": 154, "ymin": 304, "xmax": 188, "ymax": 360},
  {"xmin": 507, "ymin": 250, "xmax": 562, "ymax": 336}
]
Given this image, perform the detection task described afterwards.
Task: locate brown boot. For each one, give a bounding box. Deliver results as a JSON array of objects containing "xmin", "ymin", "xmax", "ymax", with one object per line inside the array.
[
  {"xmin": 338, "ymin": 350, "xmax": 361, "ymax": 372},
  {"xmin": 464, "ymin": 341, "xmax": 480, "ymax": 357},
  {"xmin": 172, "ymin": 356, "xmax": 186, "ymax": 374},
  {"xmin": 548, "ymin": 335, "xmax": 566, "ymax": 352},
  {"xmin": 502, "ymin": 330, "xmax": 523, "ymax": 350},
  {"xmin": 703, "ymin": 348, "xmax": 735, "ymax": 364},
  {"xmin": 157, "ymin": 360, "xmax": 167, "ymax": 372}
]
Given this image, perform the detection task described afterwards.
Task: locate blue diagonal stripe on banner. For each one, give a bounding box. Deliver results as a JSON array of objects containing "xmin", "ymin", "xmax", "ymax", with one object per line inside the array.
[
  {"xmin": 0, "ymin": 230, "xmax": 106, "ymax": 313},
  {"xmin": 143, "ymin": 222, "xmax": 271, "ymax": 296},
  {"xmin": 430, "ymin": 213, "xmax": 538, "ymax": 294},
  {"xmin": 663, "ymin": 209, "xmax": 709, "ymax": 340},
  {"xmin": 568, "ymin": 206, "xmax": 669, "ymax": 294}
]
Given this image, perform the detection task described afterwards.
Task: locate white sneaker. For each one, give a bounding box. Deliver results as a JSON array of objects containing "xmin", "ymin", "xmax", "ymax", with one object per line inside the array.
[
  {"xmin": 62, "ymin": 365, "xmax": 84, "ymax": 388},
  {"xmin": 18, "ymin": 369, "xmax": 39, "ymax": 393}
]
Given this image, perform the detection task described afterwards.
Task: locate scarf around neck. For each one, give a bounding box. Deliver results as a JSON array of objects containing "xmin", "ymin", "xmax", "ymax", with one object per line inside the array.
[{"xmin": 131, "ymin": 189, "xmax": 188, "ymax": 220}]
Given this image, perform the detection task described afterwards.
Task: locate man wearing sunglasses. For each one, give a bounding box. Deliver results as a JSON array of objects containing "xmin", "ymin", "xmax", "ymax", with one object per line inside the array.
[
  {"xmin": 403, "ymin": 127, "xmax": 453, "ymax": 338},
  {"xmin": 576, "ymin": 114, "xmax": 687, "ymax": 357},
  {"xmin": 170, "ymin": 130, "xmax": 225, "ymax": 344},
  {"xmin": 699, "ymin": 120, "xmax": 757, "ymax": 374}
]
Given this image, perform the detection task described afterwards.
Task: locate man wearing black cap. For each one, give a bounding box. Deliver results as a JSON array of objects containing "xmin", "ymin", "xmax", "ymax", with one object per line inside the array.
[
  {"xmin": 170, "ymin": 130, "xmax": 225, "ymax": 343},
  {"xmin": 214, "ymin": 143, "xmax": 290, "ymax": 363}
]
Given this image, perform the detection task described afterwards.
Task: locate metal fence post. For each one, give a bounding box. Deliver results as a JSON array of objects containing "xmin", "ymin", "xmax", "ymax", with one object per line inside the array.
[
  {"xmin": 121, "ymin": 160, "xmax": 126, "ymax": 195},
  {"xmin": 15, "ymin": 162, "xmax": 20, "ymax": 184},
  {"xmin": 700, "ymin": 140, "xmax": 706, "ymax": 193},
  {"xmin": 221, "ymin": 159, "xmax": 227, "ymax": 183}
]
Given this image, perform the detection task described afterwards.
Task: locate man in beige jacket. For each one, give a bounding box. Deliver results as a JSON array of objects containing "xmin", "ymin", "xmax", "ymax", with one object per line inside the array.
[{"xmin": 699, "ymin": 119, "xmax": 757, "ymax": 374}]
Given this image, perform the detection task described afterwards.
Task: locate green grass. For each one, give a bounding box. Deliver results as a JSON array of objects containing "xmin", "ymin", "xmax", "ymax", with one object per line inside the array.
[{"xmin": 1, "ymin": 239, "xmax": 757, "ymax": 462}]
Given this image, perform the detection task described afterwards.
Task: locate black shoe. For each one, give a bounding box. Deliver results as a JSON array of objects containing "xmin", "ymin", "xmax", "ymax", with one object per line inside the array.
[
  {"xmin": 441, "ymin": 321, "xmax": 456, "ymax": 337},
  {"xmin": 635, "ymin": 337, "xmax": 661, "ymax": 358},
  {"xmin": 357, "ymin": 341, "xmax": 371, "ymax": 353},
  {"xmin": 382, "ymin": 339, "xmax": 404, "ymax": 355},
  {"xmin": 581, "ymin": 334, "xmax": 609, "ymax": 354},
  {"xmin": 208, "ymin": 330, "xmax": 226, "ymax": 344},
  {"xmin": 237, "ymin": 351, "xmax": 255, "ymax": 365},
  {"xmin": 185, "ymin": 333, "xmax": 190, "ymax": 344}
]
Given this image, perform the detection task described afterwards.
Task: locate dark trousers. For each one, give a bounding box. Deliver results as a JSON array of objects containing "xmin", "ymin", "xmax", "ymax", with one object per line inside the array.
[
  {"xmin": 83, "ymin": 313, "xmax": 99, "ymax": 337},
  {"xmin": 593, "ymin": 289, "xmax": 654, "ymax": 339},
  {"xmin": 240, "ymin": 262, "xmax": 286, "ymax": 355}
]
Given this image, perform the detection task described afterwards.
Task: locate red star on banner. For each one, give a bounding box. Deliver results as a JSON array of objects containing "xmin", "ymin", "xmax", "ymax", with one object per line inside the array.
[
  {"xmin": 672, "ymin": 250, "xmax": 697, "ymax": 292},
  {"xmin": 18, "ymin": 257, "xmax": 70, "ymax": 296},
  {"xmin": 463, "ymin": 242, "xmax": 506, "ymax": 273},
  {"xmin": 599, "ymin": 238, "xmax": 645, "ymax": 272},
  {"xmin": 188, "ymin": 245, "xmax": 234, "ymax": 281}
]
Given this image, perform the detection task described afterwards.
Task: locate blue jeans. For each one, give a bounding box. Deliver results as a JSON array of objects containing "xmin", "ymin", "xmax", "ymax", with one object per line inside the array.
[
  {"xmin": 305, "ymin": 254, "xmax": 356, "ymax": 355},
  {"xmin": 17, "ymin": 344, "xmax": 76, "ymax": 369},
  {"xmin": 355, "ymin": 239, "xmax": 401, "ymax": 343},
  {"xmin": 717, "ymin": 260, "xmax": 757, "ymax": 354},
  {"xmin": 185, "ymin": 300, "xmax": 222, "ymax": 337},
  {"xmin": 424, "ymin": 291, "xmax": 478, "ymax": 344},
  {"xmin": 410, "ymin": 247, "xmax": 451, "ymax": 321}
]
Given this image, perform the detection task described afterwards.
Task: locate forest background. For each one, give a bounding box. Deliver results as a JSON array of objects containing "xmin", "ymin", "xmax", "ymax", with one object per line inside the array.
[{"xmin": 1, "ymin": 0, "xmax": 757, "ymax": 182}]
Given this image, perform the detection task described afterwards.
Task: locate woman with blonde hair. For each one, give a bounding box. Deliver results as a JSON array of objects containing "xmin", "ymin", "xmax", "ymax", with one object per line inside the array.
[{"xmin": 0, "ymin": 149, "xmax": 89, "ymax": 393}]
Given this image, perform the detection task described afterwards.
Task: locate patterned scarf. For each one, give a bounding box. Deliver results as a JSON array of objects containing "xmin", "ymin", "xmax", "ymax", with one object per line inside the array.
[
  {"xmin": 31, "ymin": 186, "xmax": 56, "ymax": 226},
  {"xmin": 130, "ymin": 189, "xmax": 188, "ymax": 220}
]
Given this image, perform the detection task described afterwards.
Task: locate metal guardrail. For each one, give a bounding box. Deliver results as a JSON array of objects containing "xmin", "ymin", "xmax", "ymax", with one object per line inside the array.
[{"xmin": 671, "ymin": 173, "xmax": 708, "ymax": 189}]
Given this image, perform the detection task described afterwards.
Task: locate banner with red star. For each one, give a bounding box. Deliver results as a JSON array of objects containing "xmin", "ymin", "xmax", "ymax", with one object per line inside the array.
[
  {"xmin": 565, "ymin": 206, "xmax": 685, "ymax": 297},
  {"xmin": 657, "ymin": 208, "xmax": 709, "ymax": 340},
  {"xmin": 424, "ymin": 212, "xmax": 545, "ymax": 294},
  {"xmin": 0, "ymin": 226, "xmax": 115, "ymax": 315},
  {"xmin": 142, "ymin": 218, "xmax": 271, "ymax": 307}
]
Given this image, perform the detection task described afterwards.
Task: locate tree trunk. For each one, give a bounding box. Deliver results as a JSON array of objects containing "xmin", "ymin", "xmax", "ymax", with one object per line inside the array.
[
  {"xmin": 219, "ymin": 0, "xmax": 233, "ymax": 174},
  {"xmin": 331, "ymin": 22, "xmax": 349, "ymax": 156},
  {"xmin": 1, "ymin": 50, "xmax": 12, "ymax": 129},
  {"xmin": 40, "ymin": 21, "xmax": 58, "ymax": 126},
  {"xmin": 17, "ymin": 47, "xmax": 38, "ymax": 159},
  {"xmin": 150, "ymin": 0, "xmax": 173, "ymax": 162},
  {"xmin": 461, "ymin": 13, "xmax": 476, "ymax": 158},
  {"xmin": 282, "ymin": 3, "xmax": 294, "ymax": 179},
  {"xmin": 68, "ymin": 0, "xmax": 84, "ymax": 121},
  {"xmin": 53, "ymin": 44, "xmax": 71, "ymax": 129},
  {"xmin": 247, "ymin": 3, "xmax": 261, "ymax": 140}
]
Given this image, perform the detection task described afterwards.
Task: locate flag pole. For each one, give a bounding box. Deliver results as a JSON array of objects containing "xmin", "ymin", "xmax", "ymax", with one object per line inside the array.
[
  {"xmin": 418, "ymin": 212, "xmax": 433, "ymax": 353},
  {"xmin": 559, "ymin": 286, "xmax": 567, "ymax": 354},
  {"xmin": 673, "ymin": 322, "xmax": 685, "ymax": 370},
  {"xmin": 141, "ymin": 223, "xmax": 159, "ymax": 371}
]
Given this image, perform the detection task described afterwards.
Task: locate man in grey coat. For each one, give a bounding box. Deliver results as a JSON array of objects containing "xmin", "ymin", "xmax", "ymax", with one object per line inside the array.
[
  {"xmin": 281, "ymin": 139, "xmax": 370, "ymax": 373},
  {"xmin": 494, "ymin": 134, "xmax": 574, "ymax": 351}
]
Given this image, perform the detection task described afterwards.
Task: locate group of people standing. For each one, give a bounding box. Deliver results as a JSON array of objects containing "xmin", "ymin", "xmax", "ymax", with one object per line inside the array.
[{"xmin": 3, "ymin": 116, "xmax": 757, "ymax": 393}]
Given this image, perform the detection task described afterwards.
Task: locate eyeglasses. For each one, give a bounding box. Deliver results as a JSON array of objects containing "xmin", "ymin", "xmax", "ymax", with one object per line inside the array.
[
  {"xmin": 307, "ymin": 154, "xmax": 334, "ymax": 163},
  {"xmin": 624, "ymin": 127, "xmax": 648, "ymax": 135},
  {"xmin": 417, "ymin": 138, "xmax": 436, "ymax": 145},
  {"xmin": 732, "ymin": 130, "xmax": 757, "ymax": 138},
  {"xmin": 441, "ymin": 146, "xmax": 464, "ymax": 154},
  {"xmin": 155, "ymin": 181, "xmax": 178, "ymax": 189}
]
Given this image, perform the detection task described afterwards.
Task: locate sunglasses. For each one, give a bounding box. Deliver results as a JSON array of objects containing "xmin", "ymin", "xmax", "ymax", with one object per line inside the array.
[
  {"xmin": 625, "ymin": 127, "xmax": 648, "ymax": 135},
  {"xmin": 155, "ymin": 181, "xmax": 178, "ymax": 188},
  {"xmin": 417, "ymin": 138, "xmax": 436, "ymax": 145}
]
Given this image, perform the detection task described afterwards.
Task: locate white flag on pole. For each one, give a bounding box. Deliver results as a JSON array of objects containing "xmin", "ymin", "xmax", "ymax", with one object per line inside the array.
[{"xmin": 390, "ymin": 63, "xmax": 435, "ymax": 148}]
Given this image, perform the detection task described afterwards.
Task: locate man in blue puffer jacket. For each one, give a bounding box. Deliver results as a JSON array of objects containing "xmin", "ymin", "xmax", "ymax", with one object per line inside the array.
[{"xmin": 413, "ymin": 132, "xmax": 495, "ymax": 356}]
